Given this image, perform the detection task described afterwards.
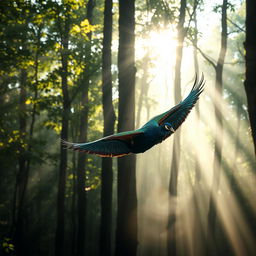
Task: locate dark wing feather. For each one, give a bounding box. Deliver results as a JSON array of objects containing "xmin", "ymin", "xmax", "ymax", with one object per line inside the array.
[
  {"xmin": 158, "ymin": 74, "xmax": 204, "ymax": 130},
  {"xmin": 61, "ymin": 130, "xmax": 144, "ymax": 157}
]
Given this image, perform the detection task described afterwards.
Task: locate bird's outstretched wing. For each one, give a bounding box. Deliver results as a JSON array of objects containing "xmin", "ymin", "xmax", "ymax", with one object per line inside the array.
[
  {"xmin": 61, "ymin": 130, "xmax": 144, "ymax": 157},
  {"xmin": 150, "ymin": 74, "xmax": 204, "ymax": 130}
]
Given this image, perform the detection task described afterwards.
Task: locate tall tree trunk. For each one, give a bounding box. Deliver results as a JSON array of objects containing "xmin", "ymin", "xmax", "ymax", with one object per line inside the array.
[
  {"xmin": 193, "ymin": 3, "xmax": 201, "ymax": 184},
  {"xmin": 167, "ymin": 1, "xmax": 186, "ymax": 255},
  {"xmin": 76, "ymin": 1, "xmax": 94, "ymax": 255},
  {"xmin": 14, "ymin": 69, "xmax": 28, "ymax": 255},
  {"xmin": 206, "ymin": 0, "xmax": 227, "ymax": 254},
  {"xmin": 191, "ymin": 4, "xmax": 206, "ymax": 255},
  {"xmin": 55, "ymin": 17, "xmax": 70, "ymax": 256},
  {"xmin": 115, "ymin": 0, "xmax": 137, "ymax": 255},
  {"xmin": 244, "ymin": 0, "xmax": 256, "ymax": 155},
  {"xmin": 26, "ymin": 26, "xmax": 41, "ymax": 188},
  {"xmin": 28, "ymin": 34, "xmax": 41, "ymax": 255},
  {"xmin": 76, "ymin": 82, "xmax": 89, "ymax": 256},
  {"xmin": 100, "ymin": 0, "xmax": 116, "ymax": 255}
]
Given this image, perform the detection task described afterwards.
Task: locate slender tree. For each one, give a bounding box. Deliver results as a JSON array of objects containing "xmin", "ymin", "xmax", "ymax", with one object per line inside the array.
[
  {"xmin": 115, "ymin": 0, "xmax": 137, "ymax": 255},
  {"xmin": 167, "ymin": 1, "xmax": 187, "ymax": 255},
  {"xmin": 244, "ymin": 0, "xmax": 256, "ymax": 155},
  {"xmin": 14, "ymin": 68, "xmax": 28, "ymax": 255},
  {"xmin": 190, "ymin": 2, "xmax": 206, "ymax": 255},
  {"xmin": 189, "ymin": 2, "xmax": 228, "ymax": 252},
  {"xmin": 100, "ymin": 0, "xmax": 116, "ymax": 255},
  {"xmin": 55, "ymin": 5, "xmax": 71, "ymax": 256},
  {"xmin": 192, "ymin": 0, "xmax": 201, "ymax": 184},
  {"xmin": 207, "ymin": 0, "xmax": 228, "ymax": 254},
  {"xmin": 13, "ymin": 5, "xmax": 32, "ymax": 252},
  {"xmin": 76, "ymin": 0, "xmax": 95, "ymax": 255}
]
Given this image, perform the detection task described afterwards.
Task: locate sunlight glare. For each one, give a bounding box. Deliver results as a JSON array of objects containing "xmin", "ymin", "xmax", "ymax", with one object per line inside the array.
[
  {"xmin": 136, "ymin": 29, "xmax": 177, "ymax": 74},
  {"xmin": 135, "ymin": 28, "xmax": 178, "ymax": 127}
]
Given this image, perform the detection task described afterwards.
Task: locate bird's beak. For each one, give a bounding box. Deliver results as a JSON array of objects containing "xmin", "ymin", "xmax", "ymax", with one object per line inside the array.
[{"xmin": 170, "ymin": 127, "xmax": 175, "ymax": 133}]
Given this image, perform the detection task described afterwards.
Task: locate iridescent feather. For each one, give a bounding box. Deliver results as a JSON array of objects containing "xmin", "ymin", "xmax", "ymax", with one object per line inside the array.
[{"xmin": 62, "ymin": 75, "xmax": 205, "ymax": 157}]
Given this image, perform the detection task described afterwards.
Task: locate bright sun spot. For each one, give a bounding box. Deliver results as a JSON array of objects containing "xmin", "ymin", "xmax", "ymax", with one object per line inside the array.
[
  {"xmin": 136, "ymin": 29, "xmax": 178, "ymax": 112},
  {"xmin": 135, "ymin": 29, "xmax": 180, "ymax": 128},
  {"xmin": 136, "ymin": 29, "xmax": 177, "ymax": 69}
]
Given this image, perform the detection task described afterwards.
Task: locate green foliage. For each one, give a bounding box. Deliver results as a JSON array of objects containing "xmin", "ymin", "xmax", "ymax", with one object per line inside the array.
[
  {"xmin": 213, "ymin": 2, "xmax": 236, "ymax": 13},
  {"xmin": 1, "ymin": 1, "xmax": 254, "ymax": 256},
  {"xmin": 0, "ymin": 0, "xmax": 104, "ymax": 252},
  {"xmin": 1, "ymin": 237, "xmax": 15, "ymax": 254}
]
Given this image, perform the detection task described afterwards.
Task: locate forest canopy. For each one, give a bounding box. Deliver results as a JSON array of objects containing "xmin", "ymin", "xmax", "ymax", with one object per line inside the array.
[{"xmin": 0, "ymin": 0, "xmax": 255, "ymax": 256}]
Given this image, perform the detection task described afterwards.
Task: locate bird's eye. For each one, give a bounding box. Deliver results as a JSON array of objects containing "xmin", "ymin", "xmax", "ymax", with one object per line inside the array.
[
  {"xmin": 164, "ymin": 124, "xmax": 175, "ymax": 132},
  {"xmin": 164, "ymin": 124, "xmax": 171, "ymax": 131}
]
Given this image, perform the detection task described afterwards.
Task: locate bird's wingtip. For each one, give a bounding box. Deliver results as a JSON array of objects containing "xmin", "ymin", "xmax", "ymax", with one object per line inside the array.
[
  {"xmin": 61, "ymin": 139, "xmax": 75, "ymax": 149},
  {"xmin": 192, "ymin": 73, "xmax": 205, "ymax": 93}
]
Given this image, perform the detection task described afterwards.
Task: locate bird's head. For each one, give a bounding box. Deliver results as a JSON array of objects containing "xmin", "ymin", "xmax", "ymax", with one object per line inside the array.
[{"xmin": 162, "ymin": 122, "xmax": 175, "ymax": 134}]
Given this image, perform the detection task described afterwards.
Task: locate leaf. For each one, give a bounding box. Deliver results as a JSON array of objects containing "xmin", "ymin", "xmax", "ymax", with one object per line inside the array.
[{"xmin": 25, "ymin": 99, "xmax": 31, "ymax": 105}]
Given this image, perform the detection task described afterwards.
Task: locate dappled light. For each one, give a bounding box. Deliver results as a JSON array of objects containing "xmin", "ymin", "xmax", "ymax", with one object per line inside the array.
[
  {"xmin": 134, "ymin": 1, "xmax": 256, "ymax": 255},
  {"xmin": 0, "ymin": 0, "xmax": 255, "ymax": 256}
]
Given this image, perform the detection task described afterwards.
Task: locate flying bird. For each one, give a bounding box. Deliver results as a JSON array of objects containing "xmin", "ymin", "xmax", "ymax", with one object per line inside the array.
[{"xmin": 62, "ymin": 75, "xmax": 204, "ymax": 157}]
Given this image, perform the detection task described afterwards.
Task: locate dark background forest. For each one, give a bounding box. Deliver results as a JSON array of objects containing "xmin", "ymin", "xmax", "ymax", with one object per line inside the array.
[{"xmin": 0, "ymin": 0, "xmax": 256, "ymax": 255}]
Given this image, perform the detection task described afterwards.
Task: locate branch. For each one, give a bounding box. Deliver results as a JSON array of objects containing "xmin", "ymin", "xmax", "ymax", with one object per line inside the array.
[
  {"xmin": 188, "ymin": 38, "xmax": 217, "ymax": 70},
  {"xmin": 223, "ymin": 61, "xmax": 245, "ymax": 65},
  {"xmin": 227, "ymin": 17, "xmax": 245, "ymax": 33},
  {"xmin": 227, "ymin": 29, "xmax": 245, "ymax": 35},
  {"xmin": 185, "ymin": 1, "xmax": 198, "ymax": 36}
]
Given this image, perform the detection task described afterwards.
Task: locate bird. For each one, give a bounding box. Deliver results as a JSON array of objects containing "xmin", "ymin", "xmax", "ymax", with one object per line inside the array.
[{"xmin": 62, "ymin": 75, "xmax": 204, "ymax": 157}]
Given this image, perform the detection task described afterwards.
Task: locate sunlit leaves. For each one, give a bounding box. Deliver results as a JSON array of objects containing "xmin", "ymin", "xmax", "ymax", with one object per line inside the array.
[
  {"xmin": 71, "ymin": 18, "xmax": 98, "ymax": 41},
  {"xmin": 1, "ymin": 0, "xmax": 104, "ymax": 249},
  {"xmin": 85, "ymin": 161, "xmax": 101, "ymax": 191},
  {"xmin": 44, "ymin": 121, "xmax": 62, "ymax": 134},
  {"xmin": 145, "ymin": 0, "xmax": 177, "ymax": 28},
  {"xmin": 33, "ymin": 13, "xmax": 44, "ymax": 25},
  {"xmin": 0, "ymin": 129, "xmax": 27, "ymax": 153},
  {"xmin": 1, "ymin": 237, "xmax": 15, "ymax": 254},
  {"xmin": 63, "ymin": 0, "xmax": 83, "ymax": 10},
  {"xmin": 213, "ymin": 2, "xmax": 235, "ymax": 13}
]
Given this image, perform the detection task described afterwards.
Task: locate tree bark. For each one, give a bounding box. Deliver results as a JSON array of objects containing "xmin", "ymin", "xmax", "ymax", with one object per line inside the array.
[
  {"xmin": 115, "ymin": 0, "xmax": 137, "ymax": 255},
  {"xmin": 13, "ymin": 18, "xmax": 42, "ymax": 256},
  {"xmin": 193, "ymin": 1, "xmax": 201, "ymax": 184},
  {"xmin": 76, "ymin": 1, "xmax": 94, "ymax": 255},
  {"xmin": 100, "ymin": 0, "xmax": 116, "ymax": 255},
  {"xmin": 206, "ymin": 1, "xmax": 227, "ymax": 254},
  {"xmin": 167, "ymin": 1, "xmax": 186, "ymax": 255},
  {"xmin": 191, "ymin": 3, "xmax": 206, "ymax": 255},
  {"xmin": 14, "ymin": 68, "xmax": 28, "ymax": 255},
  {"xmin": 55, "ymin": 16, "xmax": 71, "ymax": 256},
  {"xmin": 244, "ymin": 0, "xmax": 256, "ymax": 155}
]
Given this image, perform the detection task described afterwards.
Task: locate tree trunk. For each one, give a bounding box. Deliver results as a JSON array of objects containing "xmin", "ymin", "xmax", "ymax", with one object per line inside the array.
[
  {"xmin": 207, "ymin": 0, "xmax": 227, "ymax": 254},
  {"xmin": 244, "ymin": 0, "xmax": 256, "ymax": 155},
  {"xmin": 115, "ymin": 0, "xmax": 137, "ymax": 255},
  {"xmin": 55, "ymin": 17, "xmax": 70, "ymax": 256},
  {"xmin": 191, "ymin": 4, "xmax": 206, "ymax": 255},
  {"xmin": 76, "ymin": 1, "xmax": 94, "ymax": 255},
  {"xmin": 13, "ymin": 23, "xmax": 42, "ymax": 256},
  {"xmin": 14, "ymin": 69, "xmax": 28, "ymax": 255},
  {"xmin": 76, "ymin": 89, "xmax": 89, "ymax": 256},
  {"xmin": 193, "ymin": 3, "xmax": 201, "ymax": 184},
  {"xmin": 167, "ymin": 1, "xmax": 186, "ymax": 255},
  {"xmin": 100, "ymin": 0, "xmax": 116, "ymax": 255}
]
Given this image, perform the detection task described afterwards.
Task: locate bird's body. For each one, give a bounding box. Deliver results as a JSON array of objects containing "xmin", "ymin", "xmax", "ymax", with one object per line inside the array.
[
  {"xmin": 62, "ymin": 75, "xmax": 205, "ymax": 157},
  {"xmin": 124, "ymin": 121, "xmax": 168, "ymax": 154}
]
